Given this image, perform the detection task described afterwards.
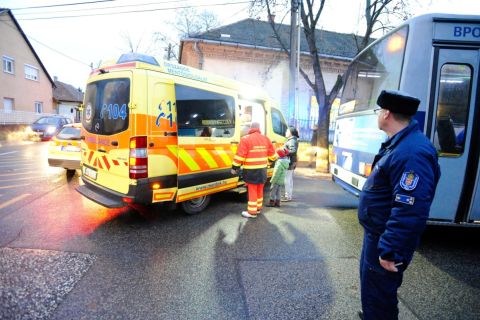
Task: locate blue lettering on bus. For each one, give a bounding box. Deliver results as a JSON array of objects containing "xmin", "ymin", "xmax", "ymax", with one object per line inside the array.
[
  {"xmin": 100, "ymin": 103, "xmax": 127, "ymax": 120},
  {"xmin": 156, "ymin": 100, "xmax": 174, "ymax": 127},
  {"xmin": 454, "ymin": 26, "xmax": 480, "ymax": 38}
]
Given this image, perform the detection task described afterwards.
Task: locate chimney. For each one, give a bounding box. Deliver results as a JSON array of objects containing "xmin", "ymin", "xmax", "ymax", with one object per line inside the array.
[
  {"xmin": 54, "ymin": 76, "xmax": 58, "ymax": 81},
  {"xmin": 268, "ymin": 13, "xmax": 275, "ymax": 23}
]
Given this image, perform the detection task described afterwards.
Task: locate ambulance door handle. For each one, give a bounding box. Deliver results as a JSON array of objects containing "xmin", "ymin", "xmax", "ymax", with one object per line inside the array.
[
  {"xmin": 271, "ymin": 140, "xmax": 276, "ymax": 143},
  {"xmin": 97, "ymin": 148, "xmax": 106, "ymax": 153},
  {"xmin": 111, "ymin": 141, "xmax": 118, "ymax": 146},
  {"xmin": 231, "ymin": 141, "xmax": 239, "ymax": 145}
]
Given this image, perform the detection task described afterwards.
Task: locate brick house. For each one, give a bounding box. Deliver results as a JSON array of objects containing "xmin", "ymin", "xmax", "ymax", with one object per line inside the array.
[
  {"xmin": 179, "ymin": 18, "xmax": 360, "ymax": 138},
  {"xmin": 0, "ymin": 8, "xmax": 54, "ymax": 124}
]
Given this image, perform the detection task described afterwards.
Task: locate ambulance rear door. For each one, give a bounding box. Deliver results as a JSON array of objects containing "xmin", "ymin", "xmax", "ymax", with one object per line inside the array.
[{"xmin": 81, "ymin": 72, "xmax": 132, "ymax": 195}]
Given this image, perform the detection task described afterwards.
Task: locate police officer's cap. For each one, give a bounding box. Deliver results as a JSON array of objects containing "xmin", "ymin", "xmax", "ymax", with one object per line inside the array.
[{"xmin": 377, "ymin": 90, "xmax": 420, "ymax": 116}]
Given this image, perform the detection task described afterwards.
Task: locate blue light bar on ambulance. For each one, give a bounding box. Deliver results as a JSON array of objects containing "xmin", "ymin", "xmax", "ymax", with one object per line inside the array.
[{"xmin": 117, "ymin": 53, "xmax": 159, "ymax": 66}]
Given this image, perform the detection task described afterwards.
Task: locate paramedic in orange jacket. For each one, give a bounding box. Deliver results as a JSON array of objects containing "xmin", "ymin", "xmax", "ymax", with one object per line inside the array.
[{"xmin": 231, "ymin": 122, "xmax": 276, "ymax": 218}]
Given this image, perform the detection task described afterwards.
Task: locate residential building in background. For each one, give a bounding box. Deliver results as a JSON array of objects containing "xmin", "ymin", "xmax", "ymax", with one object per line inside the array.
[
  {"xmin": 0, "ymin": 8, "xmax": 54, "ymax": 124},
  {"xmin": 53, "ymin": 78, "xmax": 83, "ymax": 122},
  {"xmin": 179, "ymin": 18, "xmax": 359, "ymax": 139}
]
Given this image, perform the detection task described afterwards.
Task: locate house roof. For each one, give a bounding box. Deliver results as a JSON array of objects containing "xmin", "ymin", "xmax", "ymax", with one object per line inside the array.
[
  {"xmin": 184, "ymin": 18, "xmax": 364, "ymax": 60},
  {"xmin": 0, "ymin": 8, "xmax": 55, "ymax": 87},
  {"xmin": 53, "ymin": 80, "xmax": 83, "ymax": 103}
]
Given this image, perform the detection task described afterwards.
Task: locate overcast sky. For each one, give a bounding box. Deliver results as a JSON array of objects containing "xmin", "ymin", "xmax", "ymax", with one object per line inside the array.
[{"xmin": 1, "ymin": 0, "xmax": 479, "ymax": 89}]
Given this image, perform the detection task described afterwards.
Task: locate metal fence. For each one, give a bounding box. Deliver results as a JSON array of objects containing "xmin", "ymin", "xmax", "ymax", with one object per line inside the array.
[
  {"xmin": 0, "ymin": 109, "xmax": 57, "ymax": 125},
  {"xmin": 288, "ymin": 118, "xmax": 335, "ymax": 143}
]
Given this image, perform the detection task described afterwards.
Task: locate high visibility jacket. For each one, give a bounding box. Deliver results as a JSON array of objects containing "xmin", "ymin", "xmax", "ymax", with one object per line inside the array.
[{"xmin": 232, "ymin": 128, "xmax": 275, "ymax": 184}]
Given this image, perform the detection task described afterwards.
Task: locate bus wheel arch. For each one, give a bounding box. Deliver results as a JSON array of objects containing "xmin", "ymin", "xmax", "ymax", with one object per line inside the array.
[{"xmin": 181, "ymin": 195, "xmax": 211, "ymax": 215}]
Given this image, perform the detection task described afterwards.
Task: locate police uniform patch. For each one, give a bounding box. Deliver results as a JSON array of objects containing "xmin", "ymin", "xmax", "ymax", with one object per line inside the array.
[
  {"xmin": 395, "ymin": 194, "xmax": 415, "ymax": 205},
  {"xmin": 399, "ymin": 171, "xmax": 419, "ymax": 191}
]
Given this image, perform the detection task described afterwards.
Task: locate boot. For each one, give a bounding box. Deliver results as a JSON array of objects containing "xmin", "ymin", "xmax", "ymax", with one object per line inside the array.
[
  {"xmin": 265, "ymin": 200, "xmax": 275, "ymax": 207},
  {"xmin": 274, "ymin": 200, "xmax": 280, "ymax": 207}
]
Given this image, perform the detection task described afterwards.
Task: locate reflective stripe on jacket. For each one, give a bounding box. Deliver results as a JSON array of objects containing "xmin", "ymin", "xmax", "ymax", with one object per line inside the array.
[{"xmin": 232, "ymin": 128, "xmax": 275, "ymax": 170}]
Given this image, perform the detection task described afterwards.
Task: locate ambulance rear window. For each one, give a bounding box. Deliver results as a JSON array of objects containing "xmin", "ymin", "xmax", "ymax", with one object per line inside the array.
[{"xmin": 82, "ymin": 78, "xmax": 130, "ymax": 135}]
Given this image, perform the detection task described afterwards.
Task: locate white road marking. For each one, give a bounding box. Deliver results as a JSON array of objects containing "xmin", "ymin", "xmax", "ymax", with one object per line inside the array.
[
  {"xmin": 0, "ymin": 151, "xmax": 18, "ymax": 156},
  {"xmin": 0, "ymin": 183, "xmax": 31, "ymax": 190},
  {"xmin": 0, "ymin": 193, "xmax": 31, "ymax": 210}
]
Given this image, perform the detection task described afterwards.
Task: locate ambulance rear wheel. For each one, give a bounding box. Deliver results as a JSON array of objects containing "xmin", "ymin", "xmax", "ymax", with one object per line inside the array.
[{"xmin": 181, "ymin": 195, "xmax": 211, "ymax": 215}]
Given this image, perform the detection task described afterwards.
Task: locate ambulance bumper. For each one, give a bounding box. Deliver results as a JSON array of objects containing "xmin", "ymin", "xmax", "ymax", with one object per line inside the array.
[{"xmin": 76, "ymin": 182, "xmax": 128, "ymax": 208}]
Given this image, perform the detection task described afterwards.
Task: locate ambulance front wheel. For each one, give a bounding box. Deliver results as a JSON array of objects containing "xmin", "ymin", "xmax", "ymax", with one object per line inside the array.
[{"xmin": 181, "ymin": 195, "xmax": 211, "ymax": 215}]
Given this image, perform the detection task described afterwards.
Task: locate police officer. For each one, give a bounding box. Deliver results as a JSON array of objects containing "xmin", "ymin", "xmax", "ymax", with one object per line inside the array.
[{"xmin": 358, "ymin": 90, "xmax": 441, "ymax": 320}]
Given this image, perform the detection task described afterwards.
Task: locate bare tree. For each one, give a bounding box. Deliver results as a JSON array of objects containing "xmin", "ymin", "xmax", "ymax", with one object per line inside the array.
[
  {"xmin": 251, "ymin": 0, "xmax": 410, "ymax": 172},
  {"xmin": 176, "ymin": 8, "xmax": 220, "ymax": 38},
  {"xmin": 148, "ymin": 8, "xmax": 221, "ymax": 61},
  {"xmin": 355, "ymin": 0, "xmax": 412, "ymax": 52}
]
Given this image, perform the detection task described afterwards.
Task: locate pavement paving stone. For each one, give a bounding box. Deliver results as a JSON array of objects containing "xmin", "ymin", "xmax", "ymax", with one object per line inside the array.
[{"xmin": 0, "ymin": 247, "xmax": 95, "ymax": 320}]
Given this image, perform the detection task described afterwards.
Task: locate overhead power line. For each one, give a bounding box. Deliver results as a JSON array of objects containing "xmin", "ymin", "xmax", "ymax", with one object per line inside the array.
[
  {"xmin": 12, "ymin": 0, "xmax": 187, "ymax": 16},
  {"xmin": 0, "ymin": 19, "xmax": 91, "ymax": 67},
  {"xmin": 12, "ymin": 1, "xmax": 253, "ymax": 21},
  {"xmin": 10, "ymin": 0, "xmax": 117, "ymax": 11}
]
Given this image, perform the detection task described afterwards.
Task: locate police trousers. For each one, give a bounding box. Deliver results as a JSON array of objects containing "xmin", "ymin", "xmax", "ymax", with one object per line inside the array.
[{"xmin": 360, "ymin": 232, "xmax": 404, "ymax": 320}]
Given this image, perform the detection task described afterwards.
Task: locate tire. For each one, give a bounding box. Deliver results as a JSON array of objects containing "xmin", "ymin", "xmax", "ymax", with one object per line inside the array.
[
  {"xmin": 181, "ymin": 195, "xmax": 211, "ymax": 215},
  {"xmin": 66, "ymin": 169, "xmax": 76, "ymax": 177}
]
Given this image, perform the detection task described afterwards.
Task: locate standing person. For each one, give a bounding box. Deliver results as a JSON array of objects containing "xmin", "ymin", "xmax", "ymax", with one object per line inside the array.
[
  {"xmin": 358, "ymin": 90, "xmax": 441, "ymax": 320},
  {"xmin": 231, "ymin": 122, "xmax": 275, "ymax": 219},
  {"xmin": 266, "ymin": 148, "xmax": 290, "ymax": 208},
  {"xmin": 282, "ymin": 126, "xmax": 299, "ymax": 202}
]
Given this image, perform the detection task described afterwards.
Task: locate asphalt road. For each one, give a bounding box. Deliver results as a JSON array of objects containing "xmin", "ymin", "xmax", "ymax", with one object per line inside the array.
[{"xmin": 0, "ymin": 142, "xmax": 479, "ymax": 319}]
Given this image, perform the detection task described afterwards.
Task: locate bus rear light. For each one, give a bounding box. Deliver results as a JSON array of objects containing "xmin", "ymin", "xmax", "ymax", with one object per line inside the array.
[
  {"xmin": 129, "ymin": 136, "xmax": 148, "ymax": 179},
  {"xmin": 151, "ymin": 182, "xmax": 161, "ymax": 190}
]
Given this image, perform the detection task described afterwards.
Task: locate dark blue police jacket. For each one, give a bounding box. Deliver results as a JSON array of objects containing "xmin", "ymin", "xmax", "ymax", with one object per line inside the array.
[{"xmin": 358, "ymin": 120, "xmax": 440, "ymax": 264}]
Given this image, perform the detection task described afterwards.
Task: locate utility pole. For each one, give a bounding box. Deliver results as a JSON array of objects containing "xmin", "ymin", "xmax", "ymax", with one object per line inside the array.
[{"xmin": 289, "ymin": 0, "xmax": 301, "ymax": 125}]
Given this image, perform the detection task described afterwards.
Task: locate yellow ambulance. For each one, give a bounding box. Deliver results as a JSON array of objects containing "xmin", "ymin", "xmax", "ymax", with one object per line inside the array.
[{"xmin": 76, "ymin": 53, "xmax": 288, "ymax": 214}]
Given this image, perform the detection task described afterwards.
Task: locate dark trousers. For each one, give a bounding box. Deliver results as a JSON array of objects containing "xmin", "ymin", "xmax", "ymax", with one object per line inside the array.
[{"xmin": 360, "ymin": 232, "xmax": 404, "ymax": 320}]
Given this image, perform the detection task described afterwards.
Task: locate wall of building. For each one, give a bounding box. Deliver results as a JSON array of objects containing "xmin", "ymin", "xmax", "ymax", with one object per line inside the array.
[
  {"xmin": 0, "ymin": 13, "xmax": 53, "ymax": 114},
  {"xmin": 180, "ymin": 40, "xmax": 349, "ymax": 127}
]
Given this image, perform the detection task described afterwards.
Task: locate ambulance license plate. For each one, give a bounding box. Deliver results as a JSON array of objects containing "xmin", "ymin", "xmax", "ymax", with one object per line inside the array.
[{"xmin": 83, "ymin": 166, "xmax": 97, "ymax": 180}]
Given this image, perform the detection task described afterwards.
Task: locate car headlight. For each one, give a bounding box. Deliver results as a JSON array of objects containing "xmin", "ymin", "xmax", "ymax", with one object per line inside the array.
[{"xmin": 46, "ymin": 126, "xmax": 57, "ymax": 134}]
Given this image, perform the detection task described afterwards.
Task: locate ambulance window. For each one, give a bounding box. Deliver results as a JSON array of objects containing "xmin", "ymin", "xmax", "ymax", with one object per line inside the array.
[
  {"xmin": 175, "ymin": 84, "xmax": 235, "ymax": 138},
  {"xmin": 272, "ymin": 108, "xmax": 287, "ymax": 136},
  {"xmin": 82, "ymin": 78, "xmax": 130, "ymax": 135}
]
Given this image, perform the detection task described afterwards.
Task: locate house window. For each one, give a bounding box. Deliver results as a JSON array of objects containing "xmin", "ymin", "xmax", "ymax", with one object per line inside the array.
[
  {"xmin": 34, "ymin": 101, "xmax": 43, "ymax": 113},
  {"xmin": 25, "ymin": 64, "xmax": 39, "ymax": 81},
  {"xmin": 3, "ymin": 56, "xmax": 14, "ymax": 74},
  {"xmin": 3, "ymin": 98, "xmax": 14, "ymax": 113}
]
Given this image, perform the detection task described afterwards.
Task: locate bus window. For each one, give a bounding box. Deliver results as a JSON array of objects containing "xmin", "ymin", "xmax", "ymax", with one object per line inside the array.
[
  {"xmin": 433, "ymin": 64, "xmax": 472, "ymax": 156},
  {"xmin": 175, "ymin": 84, "xmax": 235, "ymax": 138},
  {"xmin": 340, "ymin": 26, "xmax": 408, "ymax": 114}
]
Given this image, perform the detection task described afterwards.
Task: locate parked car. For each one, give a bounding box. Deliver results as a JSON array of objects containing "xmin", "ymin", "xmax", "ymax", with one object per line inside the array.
[
  {"xmin": 29, "ymin": 115, "xmax": 73, "ymax": 141},
  {"xmin": 47, "ymin": 123, "xmax": 81, "ymax": 175}
]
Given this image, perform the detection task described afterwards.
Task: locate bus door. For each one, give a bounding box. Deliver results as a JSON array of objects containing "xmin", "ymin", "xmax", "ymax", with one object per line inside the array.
[{"xmin": 428, "ymin": 48, "xmax": 479, "ymax": 223}]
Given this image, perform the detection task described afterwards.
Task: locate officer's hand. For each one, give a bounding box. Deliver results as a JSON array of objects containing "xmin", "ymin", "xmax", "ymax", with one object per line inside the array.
[
  {"xmin": 379, "ymin": 257, "xmax": 400, "ymax": 272},
  {"xmin": 231, "ymin": 169, "xmax": 237, "ymax": 175}
]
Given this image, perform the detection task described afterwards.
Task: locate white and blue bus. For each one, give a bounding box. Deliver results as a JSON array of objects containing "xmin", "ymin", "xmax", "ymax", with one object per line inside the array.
[{"xmin": 330, "ymin": 13, "xmax": 480, "ymax": 225}]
